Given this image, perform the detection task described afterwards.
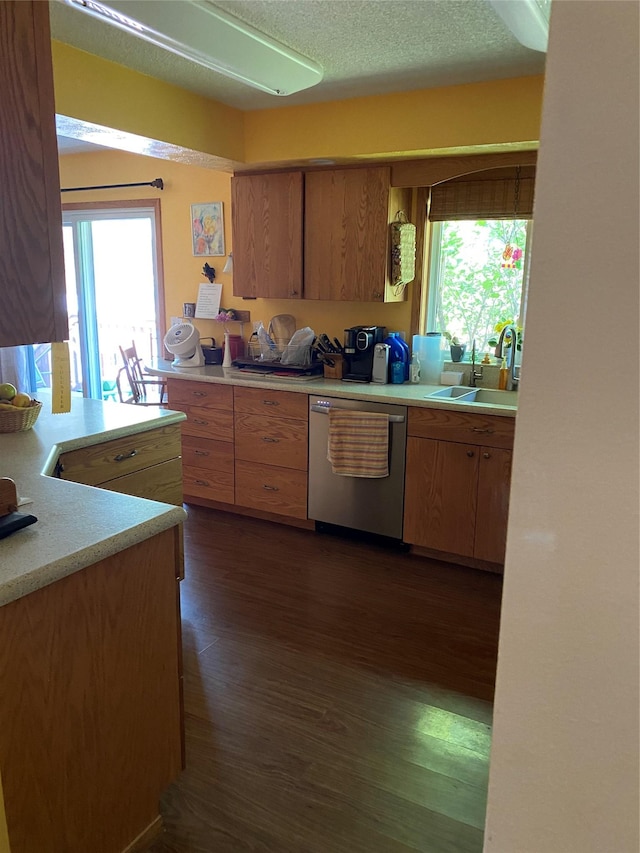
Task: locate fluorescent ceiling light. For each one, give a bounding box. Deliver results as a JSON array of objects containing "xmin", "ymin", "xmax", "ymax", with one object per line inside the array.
[
  {"xmin": 61, "ymin": 0, "xmax": 324, "ymax": 96},
  {"xmin": 489, "ymin": 0, "xmax": 551, "ymax": 52}
]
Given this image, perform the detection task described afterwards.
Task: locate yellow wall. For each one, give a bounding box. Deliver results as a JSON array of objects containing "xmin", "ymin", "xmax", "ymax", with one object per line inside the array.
[
  {"xmin": 59, "ymin": 150, "xmax": 413, "ymax": 345},
  {"xmin": 244, "ymin": 76, "xmax": 544, "ymax": 163},
  {"xmin": 52, "ymin": 41, "xmax": 543, "ymax": 166},
  {"xmin": 52, "ymin": 42, "xmax": 245, "ymax": 163}
]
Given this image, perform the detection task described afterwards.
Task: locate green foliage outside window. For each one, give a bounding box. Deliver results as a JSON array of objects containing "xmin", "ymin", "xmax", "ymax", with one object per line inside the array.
[{"xmin": 432, "ymin": 219, "xmax": 528, "ymax": 353}]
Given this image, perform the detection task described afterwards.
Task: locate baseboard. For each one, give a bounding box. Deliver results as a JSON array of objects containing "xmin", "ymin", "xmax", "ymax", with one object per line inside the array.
[
  {"xmin": 410, "ymin": 544, "xmax": 504, "ymax": 574},
  {"xmin": 183, "ymin": 496, "xmax": 315, "ymax": 530},
  {"xmin": 121, "ymin": 816, "xmax": 163, "ymax": 853}
]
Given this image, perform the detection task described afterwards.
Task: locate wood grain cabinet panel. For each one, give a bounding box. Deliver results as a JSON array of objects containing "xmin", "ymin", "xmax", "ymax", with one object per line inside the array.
[
  {"xmin": 231, "ymin": 171, "xmax": 304, "ymax": 298},
  {"xmin": 100, "ymin": 457, "xmax": 184, "ymax": 505},
  {"xmin": 57, "ymin": 425, "xmax": 182, "ymax": 486},
  {"xmin": 474, "ymin": 447, "xmax": 512, "ymax": 564},
  {"xmin": 178, "ymin": 405, "xmax": 234, "ymax": 443},
  {"xmin": 182, "ymin": 465, "xmax": 234, "ymax": 506},
  {"xmin": 0, "ymin": 530, "xmax": 182, "ymax": 853},
  {"xmin": 235, "ymin": 460, "xmax": 307, "ymax": 519},
  {"xmin": 403, "ymin": 413, "xmax": 515, "ymax": 568},
  {"xmin": 233, "ymin": 386, "xmax": 308, "ymax": 420},
  {"xmin": 0, "ymin": 1, "xmax": 68, "ymax": 347},
  {"xmin": 404, "ymin": 437, "xmax": 478, "ymax": 558},
  {"xmin": 235, "ymin": 413, "xmax": 308, "ymax": 471},
  {"xmin": 166, "ymin": 378, "xmax": 233, "ymax": 412},
  {"xmin": 407, "ymin": 407, "xmax": 515, "ymax": 449},
  {"xmin": 181, "ymin": 434, "xmax": 235, "ymax": 504}
]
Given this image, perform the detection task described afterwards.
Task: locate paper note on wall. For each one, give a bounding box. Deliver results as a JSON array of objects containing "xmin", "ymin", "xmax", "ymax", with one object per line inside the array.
[
  {"xmin": 195, "ymin": 283, "xmax": 222, "ymax": 319},
  {"xmin": 51, "ymin": 342, "xmax": 71, "ymax": 414}
]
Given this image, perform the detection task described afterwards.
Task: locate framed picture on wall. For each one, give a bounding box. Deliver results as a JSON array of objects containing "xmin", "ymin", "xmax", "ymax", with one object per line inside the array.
[{"xmin": 191, "ymin": 202, "xmax": 225, "ymax": 256}]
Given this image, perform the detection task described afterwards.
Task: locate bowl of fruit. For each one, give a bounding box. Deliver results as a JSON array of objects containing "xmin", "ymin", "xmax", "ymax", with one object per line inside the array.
[{"xmin": 0, "ymin": 383, "xmax": 42, "ymax": 433}]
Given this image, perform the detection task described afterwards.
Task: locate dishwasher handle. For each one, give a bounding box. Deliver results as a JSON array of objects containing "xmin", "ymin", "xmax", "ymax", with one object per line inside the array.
[{"xmin": 310, "ymin": 404, "xmax": 405, "ymax": 423}]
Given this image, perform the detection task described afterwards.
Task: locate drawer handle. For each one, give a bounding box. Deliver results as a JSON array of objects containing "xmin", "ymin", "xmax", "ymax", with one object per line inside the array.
[
  {"xmin": 262, "ymin": 400, "xmax": 279, "ymax": 406},
  {"xmin": 192, "ymin": 391, "xmax": 206, "ymax": 397},
  {"xmin": 194, "ymin": 450, "xmax": 210, "ymax": 456},
  {"xmin": 114, "ymin": 449, "xmax": 137, "ymax": 462},
  {"xmin": 195, "ymin": 479, "xmax": 209, "ymax": 486},
  {"xmin": 471, "ymin": 427, "xmax": 494, "ymax": 434},
  {"xmin": 262, "ymin": 436, "xmax": 280, "ymax": 443},
  {"xmin": 262, "ymin": 484, "xmax": 279, "ymax": 491},
  {"xmin": 193, "ymin": 419, "xmax": 209, "ymax": 426}
]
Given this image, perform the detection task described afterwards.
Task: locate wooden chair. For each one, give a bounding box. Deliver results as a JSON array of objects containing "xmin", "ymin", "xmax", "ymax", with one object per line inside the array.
[{"xmin": 117, "ymin": 342, "xmax": 167, "ymax": 405}]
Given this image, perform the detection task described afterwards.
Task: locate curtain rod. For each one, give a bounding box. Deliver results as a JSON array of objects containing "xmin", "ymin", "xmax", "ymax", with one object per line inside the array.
[{"xmin": 60, "ymin": 178, "xmax": 164, "ymax": 194}]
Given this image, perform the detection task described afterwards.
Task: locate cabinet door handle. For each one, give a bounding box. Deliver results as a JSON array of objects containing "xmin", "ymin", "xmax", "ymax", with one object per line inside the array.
[
  {"xmin": 373, "ymin": 291, "xmax": 382, "ymax": 299},
  {"xmin": 262, "ymin": 436, "xmax": 279, "ymax": 443},
  {"xmin": 192, "ymin": 391, "xmax": 206, "ymax": 397},
  {"xmin": 471, "ymin": 427, "xmax": 494, "ymax": 434},
  {"xmin": 195, "ymin": 479, "xmax": 209, "ymax": 486},
  {"xmin": 467, "ymin": 450, "xmax": 475, "ymax": 458},
  {"xmin": 483, "ymin": 452, "xmax": 491, "ymax": 459},
  {"xmin": 262, "ymin": 400, "xmax": 279, "ymax": 406},
  {"xmin": 194, "ymin": 449, "xmax": 210, "ymax": 456},
  {"xmin": 193, "ymin": 418, "xmax": 209, "ymax": 425},
  {"xmin": 262, "ymin": 484, "xmax": 279, "ymax": 491},
  {"xmin": 114, "ymin": 449, "xmax": 137, "ymax": 462},
  {"xmin": 289, "ymin": 289, "xmax": 299, "ymax": 296}
]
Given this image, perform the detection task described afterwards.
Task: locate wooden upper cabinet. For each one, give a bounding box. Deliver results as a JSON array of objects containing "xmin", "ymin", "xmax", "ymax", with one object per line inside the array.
[
  {"xmin": 231, "ymin": 171, "xmax": 304, "ymax": 299},
  {"xmin": 304, "ymin": 167, "xmax": 389, "ymax": 302},
  {"xmin": 0, "ymin": 1, "xmax": 68, "ymax": 347}
]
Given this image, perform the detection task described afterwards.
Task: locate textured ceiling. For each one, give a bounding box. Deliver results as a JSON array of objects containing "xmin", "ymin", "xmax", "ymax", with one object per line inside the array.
[{"xmin": 49, "ymin": 0, "xmax": 546, "ymax": 112}]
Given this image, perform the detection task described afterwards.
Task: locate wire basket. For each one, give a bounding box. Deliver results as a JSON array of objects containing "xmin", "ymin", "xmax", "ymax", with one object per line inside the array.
[{"xmin": 0, "ymin": 400, "xmax": 42, "ymax": 433}]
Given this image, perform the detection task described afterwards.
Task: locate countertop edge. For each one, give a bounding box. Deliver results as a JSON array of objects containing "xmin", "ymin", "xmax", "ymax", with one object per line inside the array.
[
  {"xmin": 147, "ymin": 362, "xmax": 518, "ymax": 418},
  {"xmin": 0, "ymin": 504, "xmax": 187, "ymax": 608}
]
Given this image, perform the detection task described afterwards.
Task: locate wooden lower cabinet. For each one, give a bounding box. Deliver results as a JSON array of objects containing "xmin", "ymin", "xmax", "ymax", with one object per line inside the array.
[
  {"xmin": 233, "ymin": 387, "xmax": 308, "ymax": 520},
  {"xmin": 167, "ymin": 378, "xmax": 235, "ymax": 507},
  {"xmin": 0, "ymin": 529, "xmax": 183, "ymax": 853},
  {"xmin": 403, "ymin": 407, "xmax": 514, "ymax": 567}
]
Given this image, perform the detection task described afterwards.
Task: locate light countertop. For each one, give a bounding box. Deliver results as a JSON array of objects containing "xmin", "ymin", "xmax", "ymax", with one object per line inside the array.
[
  {"xmin": 147, "ymin": 360, "xmax": 519, "ymax": 416},
  {"xmin": 0, "ymin": 395, "xmax": 187, "ymax": 607}
]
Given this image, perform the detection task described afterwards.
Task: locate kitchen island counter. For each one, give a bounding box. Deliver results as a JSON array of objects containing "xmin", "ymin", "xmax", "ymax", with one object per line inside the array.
[
  {"xmin": 147, "ymin": 360, "xmax": 518, "ymax": 417},
  {"xmin": 0, "ymin": 395, "xmax": 186, "ymax": 606}
]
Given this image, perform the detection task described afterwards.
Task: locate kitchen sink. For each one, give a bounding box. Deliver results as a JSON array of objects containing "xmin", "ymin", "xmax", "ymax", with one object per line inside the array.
[
  {"xmin": 427, "ymin": 386, "xmax": 518, "ymax": 406},
  {"xmin": 428, "ymin": 386, "xmax": 475, "ymax": 398}
]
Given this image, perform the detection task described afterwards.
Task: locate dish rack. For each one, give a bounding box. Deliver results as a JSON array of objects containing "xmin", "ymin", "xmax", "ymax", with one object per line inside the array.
[{"xmin": 246, "ymin": 334, "xmax": 312, "ymax": 366}]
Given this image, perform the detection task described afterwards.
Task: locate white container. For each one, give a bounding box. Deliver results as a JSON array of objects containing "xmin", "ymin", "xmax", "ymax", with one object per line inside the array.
[{"xmin": 412, "ymin": 333, "xmax": 445, "ymax": 384}]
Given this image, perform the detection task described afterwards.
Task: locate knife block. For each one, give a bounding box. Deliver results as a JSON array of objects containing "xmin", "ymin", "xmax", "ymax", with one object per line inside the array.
[{"xmin": 323, "ymin": 355, "xmax": 343, "ymax": 380}]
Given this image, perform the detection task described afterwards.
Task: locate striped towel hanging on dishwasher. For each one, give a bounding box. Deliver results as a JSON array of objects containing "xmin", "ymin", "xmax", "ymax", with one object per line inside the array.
[{"xmin": 327, "ymin": 409, "xmax": 390, "ymax": 478}]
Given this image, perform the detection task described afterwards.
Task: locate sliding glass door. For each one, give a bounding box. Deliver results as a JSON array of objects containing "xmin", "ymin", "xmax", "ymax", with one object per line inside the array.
[{"xmin": 35, "ymin": 202, "xmax": 165, "ymax": 400}]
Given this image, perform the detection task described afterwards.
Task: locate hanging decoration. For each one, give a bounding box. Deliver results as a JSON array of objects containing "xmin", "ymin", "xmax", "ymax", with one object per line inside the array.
[
  {"xmin": 389, "ymin": 210, "xmax": 416, "ymax": 296},
  {"xmin": 500, "ymin": 166, "xmax": 524, "ymax": 270}
]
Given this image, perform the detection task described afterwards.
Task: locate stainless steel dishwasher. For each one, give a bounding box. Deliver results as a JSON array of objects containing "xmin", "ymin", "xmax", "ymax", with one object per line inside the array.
[{"xmin": 308, "ymin": 395, "xmax": 407, "ymax": 540}]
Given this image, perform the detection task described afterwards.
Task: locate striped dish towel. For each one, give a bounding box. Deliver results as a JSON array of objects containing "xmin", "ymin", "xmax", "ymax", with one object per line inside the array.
[{"xmin": 327, "ymin": 409, "xmax": 390, "ymax": 478}]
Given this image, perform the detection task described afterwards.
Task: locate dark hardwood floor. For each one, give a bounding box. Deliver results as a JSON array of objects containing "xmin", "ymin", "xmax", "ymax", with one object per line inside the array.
[{"xmin": 150, "ymin": 505, "xmax": 503, "ymax": 853}]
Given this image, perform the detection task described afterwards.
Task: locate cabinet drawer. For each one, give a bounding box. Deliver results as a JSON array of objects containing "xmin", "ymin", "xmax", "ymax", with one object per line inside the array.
[
  {"xmin": 167, "ymin": 378, "xmax": 233, "ymax": 411},
  {"xmin": 407, "ymin": 407, "xmax": 515, "ymax": 449},
  {"xmin": 233, "ymin": 386, "xmax": 307, "ymax": 421},
  {"xmin": 58, "ymin": 425, "xmax": 182, "ymax": 486},
  {"xmin": 100, "ymin": 458, "xmax": 184, "ymax": 505},
  {"xmin": 234, "ymin": 413, "xmax": 308, "ymax": 470},
  {"xmin": 235, "ymin": 460, "xmax": 307, "ymax": 519},
  {"xmin": 179, "ymin": 405, "xmax": 234, "ymax": 442},
  {"xmin": 183, "ymin": 465, "xmax": 234, "ymax": 505},
  {"xmin": 181, "ymin": 434, "xmax": 234, "ymax": 474}
]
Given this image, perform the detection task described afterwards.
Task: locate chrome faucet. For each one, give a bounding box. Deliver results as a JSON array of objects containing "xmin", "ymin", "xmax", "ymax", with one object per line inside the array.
[
  {"xmin": 496, "ymin": 324, "xmax": 520, "ymax": 391},
  {"xmin": 469, "ymin": 339, "xmax": 483, "ymax": 387}
]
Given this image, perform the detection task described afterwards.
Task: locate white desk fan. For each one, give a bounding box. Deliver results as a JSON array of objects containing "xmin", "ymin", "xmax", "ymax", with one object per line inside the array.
[{"xmin": 164, "ymin": 322, "xmax": 204, "ymax": 367}]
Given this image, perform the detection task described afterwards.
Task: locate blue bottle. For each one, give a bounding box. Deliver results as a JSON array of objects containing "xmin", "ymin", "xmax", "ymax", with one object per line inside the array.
[
  {"xmin": 384, "ymin": 332, "xmax": 406, "ymax": 384},
  {"xmin": 393, "ymin": 333, "xmax": 411, "ymax": 380}
]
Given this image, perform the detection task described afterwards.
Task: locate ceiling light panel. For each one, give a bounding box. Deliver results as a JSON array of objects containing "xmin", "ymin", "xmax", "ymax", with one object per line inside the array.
[
  {"xmin": 488, "ymin": 0, "xmax": 551, "ymax": 52},
  {"xmin": 62, "ymin": 0, "xmax": 324, "ymax": 96}
]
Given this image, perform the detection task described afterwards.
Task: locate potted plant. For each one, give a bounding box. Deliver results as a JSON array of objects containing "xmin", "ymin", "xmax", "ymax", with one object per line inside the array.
[{"xmin": 444, "ymin": 333, "xmax": 466, "ymax": 362}]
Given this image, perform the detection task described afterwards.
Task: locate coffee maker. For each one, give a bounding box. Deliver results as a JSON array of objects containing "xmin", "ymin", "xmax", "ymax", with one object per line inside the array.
[{"xmin": 342, "ymin": 326, "xmax": 386, "ymax": 382}]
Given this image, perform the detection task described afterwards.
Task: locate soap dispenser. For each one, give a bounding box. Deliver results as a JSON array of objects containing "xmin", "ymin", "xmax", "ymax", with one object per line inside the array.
[{"xmin": 498, "ymin": 357, "xmax": 508, "ymax": 390}]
